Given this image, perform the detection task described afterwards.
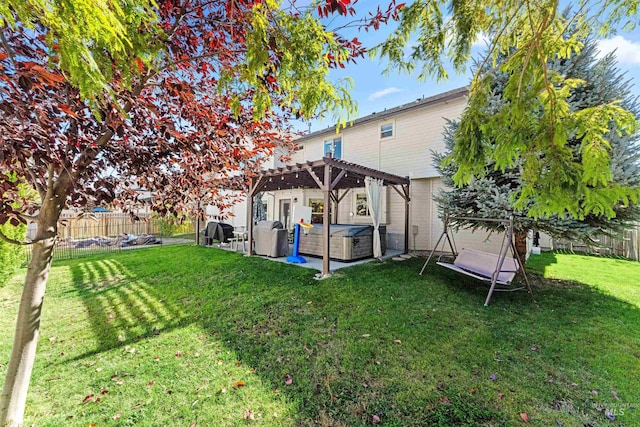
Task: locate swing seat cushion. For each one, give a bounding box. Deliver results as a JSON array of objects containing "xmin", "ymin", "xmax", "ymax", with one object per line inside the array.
[{"xmin": 437, "ymin": 248, "xmax": 519, "ymax": 285}]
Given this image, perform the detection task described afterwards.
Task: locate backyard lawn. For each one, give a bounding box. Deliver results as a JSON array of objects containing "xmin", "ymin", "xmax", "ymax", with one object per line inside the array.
[{"xmin": 1, "ymin": 246, "xmax": 638, "ymax": 426}]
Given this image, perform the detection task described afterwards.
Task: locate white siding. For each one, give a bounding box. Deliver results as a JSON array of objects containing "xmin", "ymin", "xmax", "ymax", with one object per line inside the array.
[{"xmin": 295, "ymin": 96, "xmax": 467, "ymax": 179}]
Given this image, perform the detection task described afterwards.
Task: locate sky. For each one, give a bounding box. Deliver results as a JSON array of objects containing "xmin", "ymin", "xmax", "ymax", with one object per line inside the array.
[{"xmin": 293, "ymin": 6, "xmax": 640, "ymax": 134}]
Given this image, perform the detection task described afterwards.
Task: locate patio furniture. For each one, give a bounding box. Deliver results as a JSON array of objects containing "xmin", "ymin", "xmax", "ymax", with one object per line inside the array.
[
  {"xmin": 231, "ymin": 228, "xmax": 248, "ymax": 253},
  {"xmin": 420, "ymin": 215, "xmax": 533, "ymax": 306},
  {"xmin": 204, "ymin": 221, "xmax": 234, "ymax": 246},
  {"xmin": 254, "ymin": 220, "xmax": 289, "ymax": 257}
]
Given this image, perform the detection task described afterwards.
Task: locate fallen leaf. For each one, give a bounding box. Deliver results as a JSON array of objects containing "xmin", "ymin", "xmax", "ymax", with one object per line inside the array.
[
  {"xmin": 372, "ymin": 414, "xmax": 381, "ymax": 424},
  {"xmin": 439, "ymin": 396, "xmax": 450, "ymax": 405},
  {"xmin": 88, "ymin": 424, "xmax": 96, "ymax": 427},
  {"xmin": 276, "ymin": 355, "xmax": 284, "ymax": 363},
  {"xmin": 100, "ymin": 390, "xmax": 109, "ymax": 395},
  {"xmin": 605, "ymin": 411, "xmax": 615, "ymax": 421},
  {"xmin": 497, "ymin": 392, "xmax": 504, "ymax": 400},
  {"xmin": 113, "ymin": 412, "xmax": 122, "ymax": 420},
  {"xmin": 82, "ymin": 394, "xmax": 94, "ymax": 404},
  {"xmin": 153, "ymin": 356, "xmax": 160, "ymax": 362},
  {"xmin": 470, "ymin": 388, "xmax": 477, "ymax": 394},
  {"xmin": 520, "ymin": 412, "xmax": 529, "ymax": 423},
  {"xmin": 361, "ymin": 334, "xmax": 371, "ymax": 338},
  {"xmin": 175, "ymin": 351, "xmax": 182, "ymax": 357},
  {"xmin": 591, "ymin": 389, "xmax": 599, "ymax": 395},
  {"xmin": 612, "ymin": 390, "xmax": 619, "ymax": 400},
  {"xmin": 306, "ymin": 301, "xmax": 312, "ymax": 304},
  {"xmin": 243, "ymin": 409, "xmax": 255, "ymax": 420},
  {"xmin": 189, "ymin": 421, "xmax": 197, "ymax": 427},
  {"xmin": 530, "ymin": 346, "xmax": 539, "ymax": 352},
  {"xmin": 234, "ymin": 380, "xmax": 246, "ymax": 388},
  {"xmin": 284, "ymin": 374, "xmax": 293, "ymax": 385},
  {"xmin": 489, "ymin": 374, "xmax": 497, "ymax": 381},
  {"xmin": 116, "ymin": 379, "xmax": 124, "ymax": 386},
  {"xmin": 393, "ymin": 339, "xmax": 401, "ymax": 344},
  {"xmin": 147, "ymin": 381, "xmax": 155, "ymax": 387}
]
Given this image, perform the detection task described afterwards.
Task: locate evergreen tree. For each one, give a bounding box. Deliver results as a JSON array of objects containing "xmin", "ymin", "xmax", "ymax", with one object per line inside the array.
[{"xmin": 433, "ymin": 34, "xmax": 640, "ymax": 247}]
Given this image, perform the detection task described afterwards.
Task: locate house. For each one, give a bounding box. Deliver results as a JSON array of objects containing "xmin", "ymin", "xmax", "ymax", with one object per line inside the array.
[{"xmin": 213, "ymin": 86, "xmax": 525, "ymax": 256}]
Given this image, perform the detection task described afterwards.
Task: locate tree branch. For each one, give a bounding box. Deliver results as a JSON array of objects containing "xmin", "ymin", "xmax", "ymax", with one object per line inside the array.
[
  {"xmin": 26, "ymin": 167, "xmax": 46, "ymax": 200},
  {"xmin": 0, "ymin": 228, "xmax": 38, "ymax": 246},
  {"xmin": 0, "ymin": 25, "xmax": 18, "ymax": 67}
]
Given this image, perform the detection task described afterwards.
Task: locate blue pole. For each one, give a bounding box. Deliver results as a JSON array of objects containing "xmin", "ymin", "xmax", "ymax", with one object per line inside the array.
[
  {"xmin": 287, "ymin": 223, "xmax": 306, "ymax": 263},
  {"xmin": 292, "ymin": 223, "xmax": 300, "ymax": 257}
]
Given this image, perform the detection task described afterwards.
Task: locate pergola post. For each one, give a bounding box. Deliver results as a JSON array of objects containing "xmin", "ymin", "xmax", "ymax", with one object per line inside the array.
[
  {"xmin": 404, "ymin": 184, "xmax": 410, "ymax": 254},
  {"xmin": 247, "ymin": 179, "xmax": 255, "ymax": 256},
  {"xmin": 322, "ymin": 163, "xmax": 331, "ymax": 276}
]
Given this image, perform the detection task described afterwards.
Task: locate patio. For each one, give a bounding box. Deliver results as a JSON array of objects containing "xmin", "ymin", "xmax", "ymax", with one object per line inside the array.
[{"xmin": 207, "ymin": 239, "xmax": 408, "ymax": 274}]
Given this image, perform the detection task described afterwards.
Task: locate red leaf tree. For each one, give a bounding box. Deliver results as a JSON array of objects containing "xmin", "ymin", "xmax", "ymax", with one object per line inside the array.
[{"xmin": 0, "ymin": 1, "xmax": 386, "ymax": 424}]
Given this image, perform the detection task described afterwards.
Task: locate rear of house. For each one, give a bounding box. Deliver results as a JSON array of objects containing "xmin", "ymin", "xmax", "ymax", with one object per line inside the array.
[{"xmin": 211, "ymin": 87, "xmax": 523, "ymax": 254}]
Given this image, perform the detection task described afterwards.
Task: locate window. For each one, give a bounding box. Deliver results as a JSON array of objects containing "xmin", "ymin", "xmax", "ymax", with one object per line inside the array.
[
  {"xmin": 323, "ymin": 137, "xmax": 342, "ymax": 159},
  {"xmin": 355, "ymin": 193, "xmax": 370, "ymax": 217},
  {"xmin": 380, "ymin": 122, "xmax": 394, "ymax": 138},
  {"xmin": 308, "ymin": 198, "xmax": 324, "ymax": 223},
  {"xmin": 352, "ymin": 188, "xmax": 388, "ymax": 223}
]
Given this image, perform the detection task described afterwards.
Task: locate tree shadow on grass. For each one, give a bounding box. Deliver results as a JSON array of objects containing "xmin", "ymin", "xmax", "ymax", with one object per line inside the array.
[
  {"xmin": 63, "ymin": 256, "xmax": 193, "ymax": 361},
  {"xmin": 53, "ymin": 247, "xmax": 640, "ymax": 426}
]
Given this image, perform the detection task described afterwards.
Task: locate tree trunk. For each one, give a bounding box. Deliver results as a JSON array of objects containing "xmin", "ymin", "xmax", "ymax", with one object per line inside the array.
[
  {"xmin": 514, "ymin": 230, "xmax": 528, "ymax": 264},
  {"xmin": 0, "ymin": 192, "xmax": 62, "ymax": 427}
]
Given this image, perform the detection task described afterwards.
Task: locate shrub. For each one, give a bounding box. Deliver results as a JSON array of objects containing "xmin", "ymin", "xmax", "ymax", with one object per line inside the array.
[{"xmin": 0, "ymin": 222, "xmax": 27, "ymax": 285}]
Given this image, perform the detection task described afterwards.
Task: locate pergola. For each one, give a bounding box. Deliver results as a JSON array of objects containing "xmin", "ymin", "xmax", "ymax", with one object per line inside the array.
[{"xmin": 246, "ymin": 156, "xmax": 411, "ymax": 276}]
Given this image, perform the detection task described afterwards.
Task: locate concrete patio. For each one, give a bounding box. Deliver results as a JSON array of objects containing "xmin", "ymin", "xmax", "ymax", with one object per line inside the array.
[{"xmin": 207, "ymin": 241, "xmax": 407, "ymax": 274}]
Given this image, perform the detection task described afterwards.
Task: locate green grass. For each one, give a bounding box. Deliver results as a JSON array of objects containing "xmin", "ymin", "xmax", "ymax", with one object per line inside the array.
[{"xmin": 1, "ymin": 247, "xmax": 639, "ymax": 426}]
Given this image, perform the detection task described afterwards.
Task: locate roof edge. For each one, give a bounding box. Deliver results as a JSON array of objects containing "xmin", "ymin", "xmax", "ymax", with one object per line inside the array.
[{"xmin": 296, "ymin": 86, "xmax": 469, "ymax": 142}]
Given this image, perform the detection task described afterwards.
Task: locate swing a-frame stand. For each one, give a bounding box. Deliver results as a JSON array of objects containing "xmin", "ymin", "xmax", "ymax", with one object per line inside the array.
[{"xmin": 420, "ymin": 215, "xmax": 533, "ymax": 306}]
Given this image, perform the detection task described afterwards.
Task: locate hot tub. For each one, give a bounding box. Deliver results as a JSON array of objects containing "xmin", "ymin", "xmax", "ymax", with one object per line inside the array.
[{"xmin": 298, "ymin": 224, "xmax": 386, "ymax": 261}]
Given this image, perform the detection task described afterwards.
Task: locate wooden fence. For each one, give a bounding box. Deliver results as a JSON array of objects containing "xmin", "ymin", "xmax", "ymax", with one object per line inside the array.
[
  {"xmin": 46, "ymin": 212, "xmax": 194, "ymax": 239},
  {"xmin": 552, "ymin": 226, "xmax": 640, "ymax": 261},
  {"xmin": 23, "ymin": 213, "xmax": 198, "ymax": 263},
  {"xmin": 56, "ymin": 212, "xmax": 159, "ymax": 239}
]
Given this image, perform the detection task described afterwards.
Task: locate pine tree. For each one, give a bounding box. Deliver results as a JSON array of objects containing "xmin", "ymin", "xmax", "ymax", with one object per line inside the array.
[{"xmin": 433, "ymin": 34, "xmax": 640, "ymax": 248}]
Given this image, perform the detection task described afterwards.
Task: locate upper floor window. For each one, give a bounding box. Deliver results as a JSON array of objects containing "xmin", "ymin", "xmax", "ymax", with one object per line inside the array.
[
  {"xmin": 324, "ymin": 137, "xmax": 342, "ymax": 159},
  {"xmin": 380, "ymin": 122, "xmax": 394, "ymax": 139}
]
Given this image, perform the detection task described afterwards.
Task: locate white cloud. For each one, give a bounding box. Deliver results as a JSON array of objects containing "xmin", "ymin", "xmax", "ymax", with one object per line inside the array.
[
  {"xmin": 597, "ymin": 36, "xmax": 640, "ymax": 64},
  {"xmin": 367, "ymin": 87, "xmax": 402, "ymax": 101}
]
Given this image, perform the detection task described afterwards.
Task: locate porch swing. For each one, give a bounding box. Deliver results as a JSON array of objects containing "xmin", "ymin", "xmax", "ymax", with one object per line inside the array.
[{"xmin": 419, "ymin": 215, "xmax": 533, "ymax": 306}]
